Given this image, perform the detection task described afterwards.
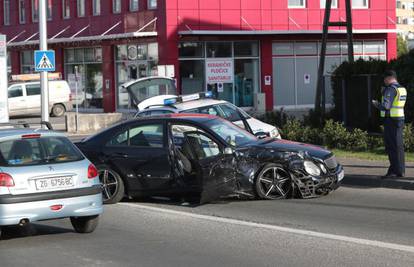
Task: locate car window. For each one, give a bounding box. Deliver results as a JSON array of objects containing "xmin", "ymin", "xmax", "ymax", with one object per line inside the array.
[
  {"xmin": 0, "ymin": 136, "xmax": 84, "ymax": 166},
  {"xmin": 171, "ymin": 124, "xmax": 220, "ymax": 160},
  {"xmin": 26, "ymin": 84, "xmax": 41, "ymax": 96},
  {"xmin": 219, "ymin": 104, "xmax": 243, "ymax": 122},
  {"xmin": 8, "ymin": 86, "xmax": 23, "ymax": 98},
  {"xmin": 107, "ymin": 124, "xmax": 164, "ymax": 148},
  {"xmin": 150, "ymin": 110, "xmax": 174, "ymax": 116},
  {"xmin": 205, "ymin": 119, "xmax": 256, "ymax": 147},
  {"xmin": 138, "ymin": 111, "xmax": 152, "ymax": 117},
  {"xmin": 198, "ymin": 106, "xmax": 221, "ymax": 116}
]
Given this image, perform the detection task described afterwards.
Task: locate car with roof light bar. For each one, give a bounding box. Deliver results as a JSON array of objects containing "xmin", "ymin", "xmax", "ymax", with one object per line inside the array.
[
  {"xmin": 0, "ymin": 122, "xmax": 103, "ymax": 235},
  {"xmin": 130, "ymin": 90, "xmax": 281, "ymax": 139},
  {"xmin": 76, "ymin": 114, "xmax": 343, "ymax": 204}
]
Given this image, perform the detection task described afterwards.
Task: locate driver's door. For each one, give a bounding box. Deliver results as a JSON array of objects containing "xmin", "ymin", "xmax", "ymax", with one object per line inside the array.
[{"xmin": 169, "ymin": 123, "xmax": 237, "ymax": 203}]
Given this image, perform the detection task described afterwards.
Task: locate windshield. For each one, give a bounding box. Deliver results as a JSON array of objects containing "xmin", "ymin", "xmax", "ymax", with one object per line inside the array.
[
  {"xmin": 0, "ymin": 136, "xmax": 84, "ymax": 167},
  {"xmin": 205, "ymin": 119, "xmax": 257, "ymax": 147}
]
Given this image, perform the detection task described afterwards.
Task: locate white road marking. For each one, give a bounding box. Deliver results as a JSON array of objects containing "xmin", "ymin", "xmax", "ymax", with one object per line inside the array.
[{"xmin": 119, "ymin": 202, "xmax": 414, "ymax": 254}]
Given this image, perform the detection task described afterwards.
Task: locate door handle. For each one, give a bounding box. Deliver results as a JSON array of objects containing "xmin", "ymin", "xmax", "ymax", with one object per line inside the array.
[{"xmin": 112, "ymin": 152, "xmax": 128, "ymax": 158}]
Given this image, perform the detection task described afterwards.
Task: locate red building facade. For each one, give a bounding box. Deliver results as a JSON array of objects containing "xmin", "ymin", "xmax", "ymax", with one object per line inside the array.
[{"xmin": 0, "ymin": 0, "xmax": 397, "ymax": 112}]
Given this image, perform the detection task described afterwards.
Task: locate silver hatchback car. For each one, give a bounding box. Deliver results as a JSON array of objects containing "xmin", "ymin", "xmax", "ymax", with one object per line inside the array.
[{"xmin": 0, "ymin": 127, "xmax": 103, "ymax": 234}]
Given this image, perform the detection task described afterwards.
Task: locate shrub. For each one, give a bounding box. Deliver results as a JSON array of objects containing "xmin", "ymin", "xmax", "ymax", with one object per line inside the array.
[
  {"xmin": 259, "ymin": 109, "xmax": 289, "ymax": 129},
  {"xmin": 346, "ymin": 128, "xmax": 369, "ymax": 151},
  {"xmin": 323, "ymin": 120, "xmax": 349, "ymax": 149},
  {"xmin": 403, "ymin": 124, "xmax": 414, "ymax": 152}
]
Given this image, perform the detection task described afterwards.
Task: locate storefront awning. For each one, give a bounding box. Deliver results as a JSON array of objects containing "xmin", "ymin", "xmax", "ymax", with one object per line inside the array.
[
  {"xmin": 178, "ymin": 29, "xmax": 397, "ymax": 36},
  {"xmin": 7, "ymin": 31, "xmax": 158, "ymax": 47}
]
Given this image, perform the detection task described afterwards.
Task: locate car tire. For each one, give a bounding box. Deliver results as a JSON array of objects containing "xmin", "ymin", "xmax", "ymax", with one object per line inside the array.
[
  {"xmin": 255, "ymin": 163, "xmax": 293, "ymax": 200},
  {"xmin": 51, "ymin": 103, "xmax": 66, "ymax": 117},
  {"xmin": 97, "ymin": 165, "xmax": 125, "ymax": 204},
  {"xmin": 70, "ymin": 215, "xmax": 99, "ymax": 233}
]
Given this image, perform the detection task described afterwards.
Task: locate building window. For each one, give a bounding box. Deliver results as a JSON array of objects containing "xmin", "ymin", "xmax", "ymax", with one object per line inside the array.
[
  {"xmin": 32, "ymin": 0, "xmax": 39, "ymax": 22},
  {"xmin": 47, "ymin": 0, "xmax": 52, "ymax": 20},
  {"xmin": 65, "ymin": 47, "xmax": 103, "ymax": 110},
  {"xmin": 113, "ymin": 0, "xmax": 121, "ymax": 13},
  {"xmin": 130, "ymin": 0, "xmax": 139, "ymax": 11},
  {"xmin": 77, "ymin": 0, "xmax": 85, "ymax": 17},
  {"xmin": 179, "ymin": 41, "xmax": 260, "ymax": 107},
  {"xmin": 19, "ymin": 0, "xmax": 26, "ymax": 24},
  {"xmin": 62, "ymin": 0, "xmax": 70, "ymax": 19},
  {"xmin": 115, "ymin": 43, "xmax": 159, "ymax": 109},
  {"xmin": 148, "ymin": 0, "xmax": 157, "ymax": 9},
  {"xmin": 3, "ymin": 0, "xmax": 10, "ymax": 25},
  {"xmin": 21, "ymin": 51, "xmax": 35, "ymax": 74},
  {"xmin": 320, "ymin": 0, "xmax": 337, "ymax": 8},
  {"xmin": 93, "ymin": 0, "xmax": 101, "ymax": 15},
  {"xmin": 288, "ymin": 0, "xmax": 306, "ymax": 8},
  {"xmin": 352, "ymin": 0, "xmax": 368, "ymax": 8}
]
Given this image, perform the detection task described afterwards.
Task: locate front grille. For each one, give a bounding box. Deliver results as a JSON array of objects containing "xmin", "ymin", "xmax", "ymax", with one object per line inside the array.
[{"xmin": 324, "ymin": 155, "xmax": 338, "ymax": 170}]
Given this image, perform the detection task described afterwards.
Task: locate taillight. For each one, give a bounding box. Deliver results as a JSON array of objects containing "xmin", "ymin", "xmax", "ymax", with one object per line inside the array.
[
  {"xmin": 88, "ymin": 164, "xmax": 98, "ymax": 179},
  {"xmin": 22, "ymin": 134, "xmax": 41, "ymax": 139},
  {"xmin": 69, "ymin": 93, "xmax": 73, "ymax": 101},
  {"xmin": 0, "ymin": 173, "xmax": 15, "ymax": 187}
]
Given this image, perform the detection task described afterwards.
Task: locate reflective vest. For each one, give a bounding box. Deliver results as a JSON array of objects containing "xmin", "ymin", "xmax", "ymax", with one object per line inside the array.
[{"xmin": 381, "ymin": 86, "xmax": 407, "ymax": 118}]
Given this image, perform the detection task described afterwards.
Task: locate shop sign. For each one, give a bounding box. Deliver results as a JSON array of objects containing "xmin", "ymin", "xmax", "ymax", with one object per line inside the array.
[
  {"xmin": 0, "ymin": 35, "xmax": 8, "ymax": 123},
  {"xmin": 205, "ymin": 59, "xmax": 234, "ymax": 84}
]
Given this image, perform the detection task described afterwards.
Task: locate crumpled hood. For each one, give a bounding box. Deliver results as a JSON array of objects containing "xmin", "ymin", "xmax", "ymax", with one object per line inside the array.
[{"xmin": 255, "ymin": 139, "xmax": 332, "ymax": 160}]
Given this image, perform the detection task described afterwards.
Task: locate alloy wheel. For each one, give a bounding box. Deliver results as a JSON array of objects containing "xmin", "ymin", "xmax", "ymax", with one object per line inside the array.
[
  {"xmin": 257, "ymin": 166, "xmax": 292, "ymax": 199},
  {"xmin": 99, "ymin": 169, "xmax": 119, "ymax": 202}
]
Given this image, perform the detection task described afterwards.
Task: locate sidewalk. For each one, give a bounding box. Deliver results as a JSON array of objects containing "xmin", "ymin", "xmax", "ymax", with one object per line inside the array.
[{"xmin": 339, "ymin": 157, "xmax": 414, "ymax": 190}]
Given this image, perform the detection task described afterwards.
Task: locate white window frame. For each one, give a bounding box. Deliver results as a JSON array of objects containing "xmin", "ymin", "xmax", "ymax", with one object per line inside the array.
[
  {"xmin": 3, "ymin": 0, "xmax": 10, "ymax": 25},
  {"xmin": 320, "ymin": 0, "xmax": 337, "ymax": 8},
  {"xmin": 130, "ymin": 0, "xmax": 139, "ymax": 11},
  {"xmin": 62, "ymin": 0, "xmax": 70, "ymax": 19},
  {"xmin": 19, "ymin": 0, "xmax": 26, "ymax": 24},
  {"xmin": 93, "ymin": 0, "xmax": 101, "ymax": 16},
  {"xmin": 148, "ymin": 0, "xmax": 157, "ymax": 10},
  {"xmin": 352, "ymin": 0, "xmax": 369, "ymax": 9},
  {"xmin": 113, "ymin": 0, "xmax": 122, "ymax": 14},
  {"xmin": 288, "ymin": 0, "xmax": 306, "ymax": 8},
  {"xmin": 77, "ymin": 0, "xmax": 86, "ymax": 17}
]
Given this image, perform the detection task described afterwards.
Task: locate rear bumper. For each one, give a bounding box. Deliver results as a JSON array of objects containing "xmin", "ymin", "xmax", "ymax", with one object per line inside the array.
[{"xmin": 0, "ymin": 186, "xmax": 103, "ymax": 226}]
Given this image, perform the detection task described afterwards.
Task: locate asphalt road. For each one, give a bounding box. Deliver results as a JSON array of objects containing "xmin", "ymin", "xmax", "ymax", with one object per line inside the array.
[
  {"xmin": 9, "ymin": 116, "xmax": 66, "ymax": 131},
  {"xmin": 1, "ymin": 186, "xmax": 414, "ymax": 267}
]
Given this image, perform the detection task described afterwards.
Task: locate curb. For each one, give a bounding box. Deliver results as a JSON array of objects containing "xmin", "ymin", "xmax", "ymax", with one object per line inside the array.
[{"xmin": 342, "ymin": 175, "xmax": 414, "ymax": 190}]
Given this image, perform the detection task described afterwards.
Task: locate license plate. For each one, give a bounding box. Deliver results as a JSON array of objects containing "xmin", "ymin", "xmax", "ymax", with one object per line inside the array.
[
  {"xmin": 35, "ymin": 176, "xmax": 74, "ymax": 191},
  {"xmin": 338, "ymin": 170, "xmax": 345, "ymax": 182}
]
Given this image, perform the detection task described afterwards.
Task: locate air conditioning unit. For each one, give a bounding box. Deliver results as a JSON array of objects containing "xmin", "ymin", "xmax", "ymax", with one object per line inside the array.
[{"xmin": 254, "ymin": 93, "xmax": 266, "ymax": 112}]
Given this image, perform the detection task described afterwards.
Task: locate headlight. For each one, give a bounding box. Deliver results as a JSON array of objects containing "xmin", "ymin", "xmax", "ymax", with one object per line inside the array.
[
  {"xmin": 270, "ymin": 128, "xmax": 281, "ymax": 139},
  {"xmin": 304, "ymin": 161, "xmax": 321, "ymax": 176}
]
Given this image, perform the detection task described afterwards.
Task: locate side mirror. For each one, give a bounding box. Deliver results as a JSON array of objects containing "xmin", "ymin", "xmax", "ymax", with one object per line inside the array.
[
  {"xmin": 255, "ymin": 132, "xmax": 268, "ymax": 139},
  {"xmin": 223, "ymin": 147, "xmax": 234, "ymax": 155}
]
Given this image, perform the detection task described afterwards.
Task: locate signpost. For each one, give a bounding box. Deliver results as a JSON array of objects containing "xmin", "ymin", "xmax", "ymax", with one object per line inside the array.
[
  {"xmin": 0, "ymin": 35, "xmax": 8, "ymax": 123},
  {"xmin": 36, "ymin": 0, "xmax": 53, "ymax": 127}
]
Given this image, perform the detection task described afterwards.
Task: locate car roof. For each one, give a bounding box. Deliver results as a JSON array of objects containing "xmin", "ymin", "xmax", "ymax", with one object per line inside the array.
[
  {"xmin": 0, "ymin": 128, "xmax": 64, "ymax": 140},
  {"xmin": 154, "ymin": 98, "xmax": 227, "ymax": 112}
]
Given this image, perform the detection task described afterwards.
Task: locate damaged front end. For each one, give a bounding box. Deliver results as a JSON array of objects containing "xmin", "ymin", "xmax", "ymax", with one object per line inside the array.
[{"xmin": 288, "ymin": 152, "xmax": 344, "ymax": 198}]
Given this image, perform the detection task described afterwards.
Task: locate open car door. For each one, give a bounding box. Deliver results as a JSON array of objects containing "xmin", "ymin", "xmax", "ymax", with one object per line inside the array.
[
  {"xmin": 123, "ymin": 77, "xmax": 178, "ymax": 111},
  {"xmin": 178, "ymin": 131, "xmax": 238, "ymax": 204}
]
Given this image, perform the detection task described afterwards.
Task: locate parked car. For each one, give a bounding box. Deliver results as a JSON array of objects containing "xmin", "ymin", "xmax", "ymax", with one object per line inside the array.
[
  {"xmin": 0, "ymin": 124, "xmax": 103, "ymax": 234},
  {"xmin": 76, "ymin": 114, "xmax": 343, "ymax": 204},
  {"xmin": 8, "ymin": 80, "xmax": 73, "ymax": 117},
  {"xmin": 133, "ymin": 93, "xmax": 281, "ymax": 139}
]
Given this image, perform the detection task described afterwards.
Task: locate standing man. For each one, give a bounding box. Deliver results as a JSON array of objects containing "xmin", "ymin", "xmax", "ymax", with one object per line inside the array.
[{"xmin": 373, "ymin": 70, "xmax": 407, "ymax": 178}]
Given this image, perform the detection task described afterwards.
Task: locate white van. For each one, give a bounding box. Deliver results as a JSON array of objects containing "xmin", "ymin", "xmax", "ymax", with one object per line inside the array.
[{"xmin": 8, "ymin": 80, "xmax": 72, "ymax": 117}]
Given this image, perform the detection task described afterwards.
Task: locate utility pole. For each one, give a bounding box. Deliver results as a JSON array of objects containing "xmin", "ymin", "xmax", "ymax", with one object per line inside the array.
[
  {"xmin": 315, "ymin": 0, "xmax": 354, "ymax": 119},
  {"xmin": 39, "ymin": 0, "xmax": 49, "ymax": 125}
]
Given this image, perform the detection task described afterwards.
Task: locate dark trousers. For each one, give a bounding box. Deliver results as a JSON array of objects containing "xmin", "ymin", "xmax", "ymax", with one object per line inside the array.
[{"xmin": 383, "ymin": 118, "xmax": 405, "ymax": 176}]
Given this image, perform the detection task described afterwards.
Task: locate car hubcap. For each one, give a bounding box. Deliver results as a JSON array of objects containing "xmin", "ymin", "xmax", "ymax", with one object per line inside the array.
[
  {"xmin": 99, "ymin": 169, "xmax": 119, "ymax": 201},
  {"xmin": 258, "ymin": 167, "xmax": 291, "ymax": 199}
]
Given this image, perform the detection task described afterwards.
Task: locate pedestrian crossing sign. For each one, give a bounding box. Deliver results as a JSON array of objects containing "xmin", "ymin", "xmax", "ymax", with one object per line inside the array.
[{"xmin": 34, "ymin": 50, "xmax": 55, "ymax": 72}]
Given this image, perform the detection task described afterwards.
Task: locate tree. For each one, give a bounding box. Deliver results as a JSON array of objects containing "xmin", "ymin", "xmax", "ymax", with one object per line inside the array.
[{"xmin": 397, "ymin": 35, "xmax": 409, "ymax": 58}]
